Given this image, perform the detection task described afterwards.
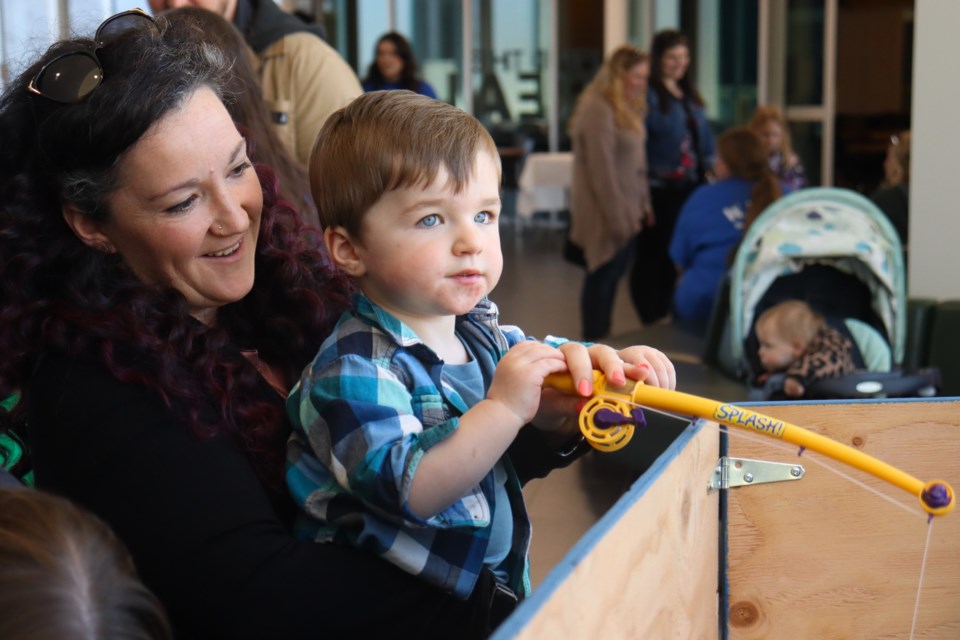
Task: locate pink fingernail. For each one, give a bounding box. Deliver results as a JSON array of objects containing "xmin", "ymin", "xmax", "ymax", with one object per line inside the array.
[
  {"xmin": 577, "ymin": 379, "xmax": 592, "ymax": 396},
  {"xmin": 611, "ymin": 371, "xmax": 626, "ymax": 385}
]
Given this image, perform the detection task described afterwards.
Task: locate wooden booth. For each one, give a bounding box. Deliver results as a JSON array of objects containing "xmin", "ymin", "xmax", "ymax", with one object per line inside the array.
[{"xmin": 493, "ymin": 399, "xmax": 960, "ymax": 639}]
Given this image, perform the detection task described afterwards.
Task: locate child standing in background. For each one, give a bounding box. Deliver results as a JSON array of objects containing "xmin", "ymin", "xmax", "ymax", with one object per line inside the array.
[
  {"xmin": 755, "ymin": 300, "xmax": 855, "ymax": 398},
  {"xmin": 286, "ymin": 91, "xmax": 675, "ymax": 626},
  {"xmin": 750, "ymin": 105, "xmax": 807, "ymax": 191}
]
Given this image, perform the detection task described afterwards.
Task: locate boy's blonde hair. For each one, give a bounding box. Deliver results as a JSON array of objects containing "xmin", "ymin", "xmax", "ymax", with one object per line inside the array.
[
  {"xmin": 309, "ymin": 90, "xmax": 501, "ymax": 238},
  {"xmin": 756, "ymin": 300, "xmax": 825, "ymax": 348}
]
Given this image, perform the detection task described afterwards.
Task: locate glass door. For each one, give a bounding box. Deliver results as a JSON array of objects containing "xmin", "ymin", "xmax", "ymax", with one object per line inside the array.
[
  {"xmin": 470, "ymin": 0, "xmax": 555, "ymax": 151},
  {"xmin": 759, "ymin": 0, "xmax": 836, "ymax": 186}
]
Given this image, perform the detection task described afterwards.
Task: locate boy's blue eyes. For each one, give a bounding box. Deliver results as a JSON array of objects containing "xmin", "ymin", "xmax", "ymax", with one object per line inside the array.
[{"xmin": 416, "ymin": 212, "xmax": 494, "ymax": 227}]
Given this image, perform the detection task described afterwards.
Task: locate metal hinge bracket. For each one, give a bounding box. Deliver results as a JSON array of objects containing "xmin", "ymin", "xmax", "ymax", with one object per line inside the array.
[{"xmin": 709, "ymin": 456, "xmax": 805, "ymax": 491}]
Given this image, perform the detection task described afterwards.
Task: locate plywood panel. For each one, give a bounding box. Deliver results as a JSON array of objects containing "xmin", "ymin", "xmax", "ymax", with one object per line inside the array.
[
  {"xmin": 725, "ymin": 400, "xmax": 960, "ymax": 639},
  {"xmin": 503, "ymin": 424, "xmax": 720, "ymax": 640}
]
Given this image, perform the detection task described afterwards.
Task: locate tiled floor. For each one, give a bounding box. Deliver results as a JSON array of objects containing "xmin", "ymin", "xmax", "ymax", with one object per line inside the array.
[{"xmin": 493, "ymin": 221, "xmax": 735, "ymax": 587}]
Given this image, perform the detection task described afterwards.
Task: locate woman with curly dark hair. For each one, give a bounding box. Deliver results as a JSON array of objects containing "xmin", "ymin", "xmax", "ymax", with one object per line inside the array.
[
  {"xmin": 0, "ymin": 9, "xmax": 581, "ymax": 639},
  {"xmin": 362, "ymin": 31, "xmax": 438, "ymax": 99}
]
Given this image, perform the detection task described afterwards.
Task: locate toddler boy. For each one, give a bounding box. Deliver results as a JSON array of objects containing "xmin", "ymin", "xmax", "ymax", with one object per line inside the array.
[{"xmin": 286, "ymin": 91, "xmax": 675, "ymax": 610}]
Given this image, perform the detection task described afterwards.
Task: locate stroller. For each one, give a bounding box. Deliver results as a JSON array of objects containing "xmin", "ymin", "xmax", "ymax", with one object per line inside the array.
[{"xmin": 725, "ymin": 187, "xmax": 938, "ymax": 400}]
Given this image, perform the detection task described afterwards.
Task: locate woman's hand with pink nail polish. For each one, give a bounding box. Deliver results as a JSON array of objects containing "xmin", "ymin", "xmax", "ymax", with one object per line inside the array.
[{"xmin": 616, "ymin": 345, "xmax": 676, "ymax": 390}]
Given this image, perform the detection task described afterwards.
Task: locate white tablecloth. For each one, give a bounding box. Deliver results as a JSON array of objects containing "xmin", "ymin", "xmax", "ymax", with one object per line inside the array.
[{"xmin": 516, "ymin": 152, "xmax": 574, "ymax": 219}]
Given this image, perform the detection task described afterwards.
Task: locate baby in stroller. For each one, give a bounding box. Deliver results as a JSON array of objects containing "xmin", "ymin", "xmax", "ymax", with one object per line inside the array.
[
  {"xmin": 755, "ymin": 300, "xmax": 856, "ymax": 398},
  {"xmin": 728, "ymin": 187, "xmax": 938, "ymax": 400},
  {"xmin": 741, "ymin": 264, "xmax": 896, "ymax": 399}
]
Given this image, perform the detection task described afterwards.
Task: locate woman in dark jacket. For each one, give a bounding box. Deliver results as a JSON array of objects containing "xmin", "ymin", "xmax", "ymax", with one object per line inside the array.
[
  {"xmin": 0, "ymin": 11, "xmax": 585, "ymax": 638},
  {"xmin": 633, "ymin": 29, "xmax": 716, "ymax": 325}
]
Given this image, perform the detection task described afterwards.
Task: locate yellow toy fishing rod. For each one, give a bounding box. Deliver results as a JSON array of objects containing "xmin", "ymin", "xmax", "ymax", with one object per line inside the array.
[{"xmin": 544, "ymin": 371, "xmax": 955, "ymax": 518}]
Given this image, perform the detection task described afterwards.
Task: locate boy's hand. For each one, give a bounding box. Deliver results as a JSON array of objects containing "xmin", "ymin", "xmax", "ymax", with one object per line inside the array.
[
  {"xmin": 558, "ymin": 342, "xmax": 676, "ymax": 393},
  {"xmin": 486, "ymin": 341, "xmax": 568, "ymax": 425},
  {"xmin": 532, "ymin": 342, "xmax": 677, "ymax": 435}
]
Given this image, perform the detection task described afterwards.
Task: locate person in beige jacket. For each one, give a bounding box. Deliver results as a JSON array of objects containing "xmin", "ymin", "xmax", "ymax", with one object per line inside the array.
[
  {"xmin": 150, "ymin": 0, "xmax": 362, "ymax": 166},
  {"xmin": 568, "ymin": 46, "xmax": 653, "ymax": 340},
  {"xmin": 256, "ymin": 26, "xmax": 363, "ymax": 165}
]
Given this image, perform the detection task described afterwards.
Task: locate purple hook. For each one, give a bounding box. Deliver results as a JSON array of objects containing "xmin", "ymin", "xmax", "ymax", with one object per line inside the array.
[{"xmin": 594, "ymin": 407, "xmax": 646, "ymax": 430}]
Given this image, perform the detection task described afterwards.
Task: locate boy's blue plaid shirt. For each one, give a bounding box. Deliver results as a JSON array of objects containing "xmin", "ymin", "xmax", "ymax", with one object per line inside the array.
[{"xmin": 286, "ymin": 294, "xmax": 566, "ymax": 599}]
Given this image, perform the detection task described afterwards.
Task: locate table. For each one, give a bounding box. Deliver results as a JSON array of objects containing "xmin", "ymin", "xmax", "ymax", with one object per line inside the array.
[{"xmin": 516, "ymin": 151, "xmax": 574, "ymax": 227}]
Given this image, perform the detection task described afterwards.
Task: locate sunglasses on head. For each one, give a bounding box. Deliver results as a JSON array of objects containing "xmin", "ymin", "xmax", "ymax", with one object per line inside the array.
[{"xmin": 27, "ymin": 8, "xmax": 158, "ymax": 104}]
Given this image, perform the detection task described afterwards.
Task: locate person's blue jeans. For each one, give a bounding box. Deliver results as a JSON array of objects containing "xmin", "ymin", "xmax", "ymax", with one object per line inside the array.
[{"xmin": 581, "ymin": 241, "xmax": 635, "ymax": 341}]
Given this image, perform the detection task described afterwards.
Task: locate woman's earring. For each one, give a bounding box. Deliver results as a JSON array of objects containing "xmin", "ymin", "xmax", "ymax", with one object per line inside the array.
[{"xmin": 93, "ymin": 242, "xmax": 114, "ymax": 254}]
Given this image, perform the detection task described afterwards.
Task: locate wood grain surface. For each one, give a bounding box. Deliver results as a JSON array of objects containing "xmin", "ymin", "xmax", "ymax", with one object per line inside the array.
[
  {"xmin": 513, "ymin": 425, "xmax": 720, "ymax": 640},
  {"xmin": 725, "ymin": 400, "xmax": 960, "ymax": 640}
]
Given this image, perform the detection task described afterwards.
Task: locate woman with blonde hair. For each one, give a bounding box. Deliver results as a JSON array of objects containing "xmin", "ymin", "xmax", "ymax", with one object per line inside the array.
[
  {"xmin": 567, "ymin": 45, "xmax": 652, "ymax": 341},
  {"xmin": 750, "ymin": 105, "xmax": 807, "ymax": 191},
  {"xmin": 669, "ymin": 127, "xmax": 786, "ymax": 332}
]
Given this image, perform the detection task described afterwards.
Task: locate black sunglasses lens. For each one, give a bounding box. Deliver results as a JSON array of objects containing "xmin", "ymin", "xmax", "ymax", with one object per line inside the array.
[
  {"xmin": 96, "ymin": 11, "xmax": 155, "ymax": 44},
  {"xmin": 35, "ymin": 54, "xmax": 102, "ymax": 103},
  {"xmin": 29, "ymin": 11, "xmax": 154, "ymax": 104}
]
